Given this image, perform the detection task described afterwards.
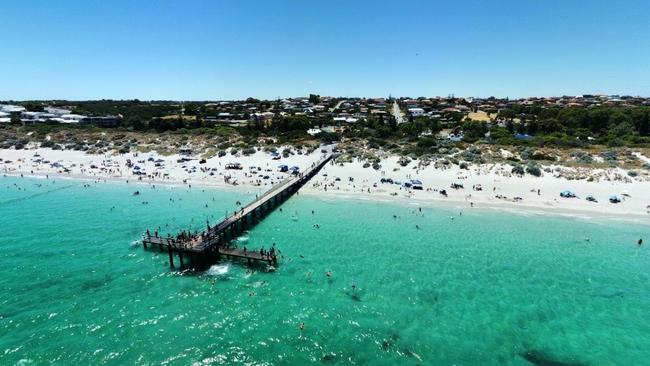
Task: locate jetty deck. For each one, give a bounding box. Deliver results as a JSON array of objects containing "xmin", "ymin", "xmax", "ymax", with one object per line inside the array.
[{"xmin": 143, "ymin": 152, "xmax": 336, "ymax": 268}]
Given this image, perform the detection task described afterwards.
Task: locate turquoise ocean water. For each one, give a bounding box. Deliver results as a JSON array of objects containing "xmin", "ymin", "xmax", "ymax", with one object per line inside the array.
[{"xmin": 0, "ymin": 175, "xmax": 648, "ymax": 365}]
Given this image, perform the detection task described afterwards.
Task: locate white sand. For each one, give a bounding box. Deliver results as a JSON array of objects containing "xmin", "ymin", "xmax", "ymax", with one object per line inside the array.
[{"xmin": 2, "ymin": 146, "xmax": 649, "ymax": 223}]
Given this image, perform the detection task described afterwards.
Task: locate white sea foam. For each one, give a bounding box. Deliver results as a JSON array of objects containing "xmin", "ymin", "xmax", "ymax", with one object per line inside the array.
[{"xmin": 206, "ymin": 264, "xmax": 229, "ymax": 276}]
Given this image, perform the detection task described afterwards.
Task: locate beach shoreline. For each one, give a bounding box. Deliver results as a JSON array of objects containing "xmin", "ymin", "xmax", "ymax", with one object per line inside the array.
[{"xmin": 2, "ymin": 146, "xmax": 649, "ymax": 224}]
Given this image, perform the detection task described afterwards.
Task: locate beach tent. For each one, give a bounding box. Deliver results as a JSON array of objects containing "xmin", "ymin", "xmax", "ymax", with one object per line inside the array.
[
  {"xmin": 609, "ymin": 196, "xmax": 621, "ymax": 203},
  {"xmin": 278, "ymin": 164, "xmax": 288, "ymax": 172},
  {"xmin": 411, "ymin": 179, "xmax": 423, "ymax": 190},
  {"xmin": 560, "ymin": 190, "xmax": 576, "ymax": 198},
  {"xmin": 290, "ymin": 166, "xmax": 300, "ymax": 171}
]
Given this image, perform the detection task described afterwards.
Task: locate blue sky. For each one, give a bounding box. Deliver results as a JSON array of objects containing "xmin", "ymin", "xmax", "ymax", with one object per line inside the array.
[{"xmin": 2, "ymin": 0, "xmax": 649, "ymax": 100}]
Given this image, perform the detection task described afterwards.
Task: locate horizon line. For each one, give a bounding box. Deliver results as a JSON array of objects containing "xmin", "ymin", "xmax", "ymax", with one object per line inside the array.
[{"xmin": 2, "ymin": 93, "xmax": 649, "ymax": 103}]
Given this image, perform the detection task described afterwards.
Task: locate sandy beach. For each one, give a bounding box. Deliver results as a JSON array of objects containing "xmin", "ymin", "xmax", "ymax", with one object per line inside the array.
[{"xmin": 2, "ymin": 145, "xmax": 649, "ymax": 223}]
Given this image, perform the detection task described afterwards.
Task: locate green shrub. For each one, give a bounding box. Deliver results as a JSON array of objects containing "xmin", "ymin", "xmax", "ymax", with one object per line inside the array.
[
  {"xmin": 511, "ymin": 165, "xmax": 525, "ymax": 175},
  {"xmin": 526, "ymin": 164, "xmax": 542, "ymax": 177}
]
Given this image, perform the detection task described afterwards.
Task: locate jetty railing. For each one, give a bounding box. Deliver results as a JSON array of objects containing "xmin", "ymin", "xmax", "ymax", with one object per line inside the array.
[{"xmin": 142, "ymin": 152, "xmax": 336, "ymax": 269}]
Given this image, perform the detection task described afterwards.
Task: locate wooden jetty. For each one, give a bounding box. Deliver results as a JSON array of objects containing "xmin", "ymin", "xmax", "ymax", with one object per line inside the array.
[{"xmin": 142, "ymin": 153, "xmax": 336, "ymax": 269}]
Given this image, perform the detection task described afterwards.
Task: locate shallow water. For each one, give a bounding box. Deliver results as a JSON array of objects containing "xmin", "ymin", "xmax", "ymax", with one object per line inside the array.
[{"xmin": 0, "ymin": 176, "xmax": 648, "ymax": 365}]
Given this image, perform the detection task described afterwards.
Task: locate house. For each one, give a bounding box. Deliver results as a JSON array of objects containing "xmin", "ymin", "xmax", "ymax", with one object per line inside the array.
[
  {"xmin": 45, "ymin": 107, "xmax": 71, "ymax": 115},
  {"xmin": 0, "ymin": 105, "xmax": 25, "ymax": 114},
  {"xmin": 21, "ymin": 111, "xmax": 56, "ymax": 123},
  {"xmin": 80, "ymin": 116, "xmax": 118, "ymax": 127},
  {"xmin": 333, "ymin": 117, "xmax": 359, "ymax": 124},
  {"xmin": 408, "ymin": 108, "xmax": 424, "ymax": 117},
  {"xmin": 59, "ymin": 114, "xmax": 85, "ymax": 123},
  {"xmin": 250, "ymin": 112, "xmax": 274, "ymax": 122},
  {"xmin": 0, "ymin": 111, "xmax": 11, "ymax": 123}
]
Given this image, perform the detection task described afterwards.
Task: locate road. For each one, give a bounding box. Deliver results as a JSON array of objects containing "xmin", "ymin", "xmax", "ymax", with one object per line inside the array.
[
  {"xmin": 330, "ymin": 99, "xmax": 345, "ymax": 113},
  {"xmin": 391, "ymin": 101, "xmax": 405, "ymax": 124}
]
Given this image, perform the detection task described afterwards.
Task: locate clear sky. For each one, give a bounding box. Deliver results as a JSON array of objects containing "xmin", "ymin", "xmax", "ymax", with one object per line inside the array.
[{"xmin": 2, "ymin": 0, "xmax": 650, "ymax": 100}]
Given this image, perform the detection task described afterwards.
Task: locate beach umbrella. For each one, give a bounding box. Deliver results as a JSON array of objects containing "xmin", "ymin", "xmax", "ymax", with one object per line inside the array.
[{"xmin": 411, "ymin": 179, "xmax": 423, "ymax": 185}]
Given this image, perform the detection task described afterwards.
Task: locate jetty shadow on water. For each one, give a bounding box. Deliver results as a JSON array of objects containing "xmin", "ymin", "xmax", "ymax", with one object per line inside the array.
[{"xmin": 521, "ymin": 350, "xmax": 587, "ymax": 366}]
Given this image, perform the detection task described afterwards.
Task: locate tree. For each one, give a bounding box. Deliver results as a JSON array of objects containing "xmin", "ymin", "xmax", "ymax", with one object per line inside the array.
[
  {"xmin": 461, "ymin": 121, "xmax": 487, "ymax": 142},
  {"xmin": 637, "ymin": 111, "xmax": 649, "ymax": 136},
  {"xmin": 272, "ymin": 115, "xmax": 310, "ymax": 132},
  {"xmin": 10, "ymin": 115, "xmax": 22, "ymax": 125},
  {"xmin": 23, "ymin": 102, "xmax": 44, "ymax": 112},
  {"xmin": 309, "ymin": 94, "xmax": 321, "ymax": 104},
  {"xmin": 125, "ymin": 116, "xmax": 146, "ymax": 131},
  {"xmin": 183, "ymin": 103, "xmax": 199, "ymax": 116},
  {"xmin": 388, "ymin": 115, "xmax": 397, "ymax": 131}
]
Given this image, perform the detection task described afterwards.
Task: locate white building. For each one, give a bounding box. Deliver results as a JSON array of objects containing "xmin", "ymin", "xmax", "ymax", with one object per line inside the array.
[
  {"xmin": 45, "ymin": 107, "xmax": 72, "ymax": 115},
  {"xmin": 333, "ymin": 117, "xmax": 359, "ymax": 124},
  {"xmin": 52, "ymin": 114, "xmax": 85, "ymax": 124},
  {"xmin": 0, "ymin": 111, "xmax": 10, "ymax": 123},
  {"xmin": 0, "ymin": 104, "xmax": 25, "ymax": 113},
  {"xmin": 408, "ymin": 107, "xmax": 424, "ymax": 117}
]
